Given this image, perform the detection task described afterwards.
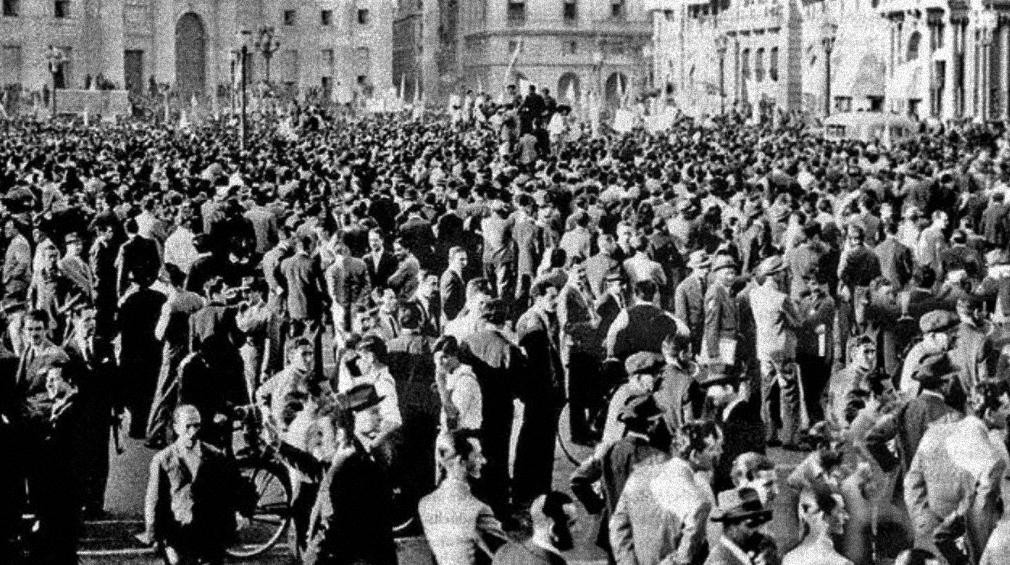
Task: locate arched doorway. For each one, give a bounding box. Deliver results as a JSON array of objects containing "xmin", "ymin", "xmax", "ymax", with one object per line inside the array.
[
  {"xmin": 175, "ymin": 13, "xmax": 207, "ymax": 100},
  {"xmin": 605, "ymin": 72, "xmax": 629, "ymax": 108},
  {"xmin": 557, "ymin": 72, "xmax": 581, "ymax": 104}
]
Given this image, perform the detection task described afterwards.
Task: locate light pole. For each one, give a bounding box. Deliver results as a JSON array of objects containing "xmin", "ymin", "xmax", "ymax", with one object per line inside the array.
[
  {"xmin": 234, "ymin": 30, "xmax": 251, "ymax": 151},
  {"xmin": 821, "ymin": 21, "xmax": 837, "ymax": 117},
  {"xmin": 593, "ymin": 46, "xmax": 604, "ymax": 109},
  {"xmin": 715, "ymin": 34, "xmax": 728, "ymax": 114},
  {"xmin": 254, "ymin": 26, "xmax": 281, "ymax": 85},
  {"xmin": 45, "ymin": 45, "xmax": 67, "ymax": 119}
]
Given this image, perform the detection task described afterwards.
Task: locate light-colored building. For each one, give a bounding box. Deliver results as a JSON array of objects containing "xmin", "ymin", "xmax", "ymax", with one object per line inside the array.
[
  {"xmin": 392, "ymin": 0, "xmax": 458, "ymax": 105},
  {"xmin": 456, "ymin": 0, "xmax": 653, "ymax": 108},
  {"xmin": 0, "ymin": 0, "xmax": 394, "ymax": 104}
]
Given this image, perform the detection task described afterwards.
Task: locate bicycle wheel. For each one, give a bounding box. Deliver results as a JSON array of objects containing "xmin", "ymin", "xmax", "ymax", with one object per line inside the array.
[{"xmin": 226, "ymin": 460, "xmax": 292, "ymax": 559}]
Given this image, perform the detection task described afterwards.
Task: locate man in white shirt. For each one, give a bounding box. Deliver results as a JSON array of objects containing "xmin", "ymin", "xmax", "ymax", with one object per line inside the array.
[
  {"xmin": 783, "ymin": 486, "xmax": 852, "ymax": 565},
  {"xmin": 433, "ymin": 335, "xmax": 482, "ymax": 433}
]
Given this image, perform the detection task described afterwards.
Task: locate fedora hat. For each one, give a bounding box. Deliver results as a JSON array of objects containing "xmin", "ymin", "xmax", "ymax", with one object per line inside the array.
[
  {"xmin": 711, "ymin": 487, "xmax": 772, "ymax": 524},
  {"xmin": 343, "ymin": 383, "xmax": 384, "ymax": 413}
]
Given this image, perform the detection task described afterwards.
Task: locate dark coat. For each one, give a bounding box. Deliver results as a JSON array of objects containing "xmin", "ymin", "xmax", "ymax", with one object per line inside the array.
[
  {"xmin": 440, "ymin": 268, "xmax": 467, "ymax": 322},
  {"xmin": 280, "ymin": 252, "xmax": 326, "ymax": 321},
  {"xmin": 874, "ymin": 236, "xmax": 915, "ymax": 290},
  {"xmin": 363, "ymin": 250, "xmax": 398, "ymax": 290},
  {"xmin": 117, "ymin": 234, "xmax": 161, "ymax": 292}
]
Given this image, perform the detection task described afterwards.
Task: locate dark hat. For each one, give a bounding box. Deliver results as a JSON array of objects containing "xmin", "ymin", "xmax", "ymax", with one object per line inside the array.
[
  {"xmin": 624, "ymin": 351, "xmax": 665, "ymax": 376},
  {"xmin": 711, "ymin": 487, "xmax": 772, "ymax": 524},
  {"xmin": 617, "ymin": 393, "xmax": 664, "ymax": 425},
  {"xmin": 912, "ymin": 353, "xmax": 957, "ymax": 386},
  {"xmin": 711, "ymin": 254, "xmax": 738, "ymax": 273},
  {"xmin": 343, "ymin": 383, "xmax": 384, "ymax": 412},
  {"xmin": 919, "ymin": 310, "xmax": 959, "ymax": 334}
]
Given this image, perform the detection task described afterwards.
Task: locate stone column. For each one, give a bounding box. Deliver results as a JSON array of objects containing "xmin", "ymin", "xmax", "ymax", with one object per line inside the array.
[
  {"xmin": 1001, "ymin": 21, "xmax": 1009, "ymax": 118},
  {"xmin": 100, "ymin": 0, "xmax": 126, "ymax": 89},
  {"xmin": 965, "ymin": 25, "xmax": 976, "ymax": 117},
  {"xmin": 944, "ymin": 18, "xmax": 959, "ymax": 119}
]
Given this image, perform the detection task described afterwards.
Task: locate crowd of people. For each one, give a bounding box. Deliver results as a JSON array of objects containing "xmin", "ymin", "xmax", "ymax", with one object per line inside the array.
[{"xmin": 1, "ymin": 82, "xmax": 1010, "ymax": 565}]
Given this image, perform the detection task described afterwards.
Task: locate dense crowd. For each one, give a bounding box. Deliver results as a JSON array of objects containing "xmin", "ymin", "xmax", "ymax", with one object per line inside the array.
[{"xmin": 1, "ymin": 85, "xmax": 1010, "ymax": 565}]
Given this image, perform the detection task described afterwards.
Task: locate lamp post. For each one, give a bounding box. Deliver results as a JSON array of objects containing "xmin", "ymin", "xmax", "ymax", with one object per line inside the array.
[
  {"xmin": 45, "ymin": 45, "xmax": 67, "ymax": 119},
  {"xmin": 715, "ymin": 34, "xmax": 728, "ymax": 114},
  {"xmin": 821, "ymin": 21, "xmax": 838, "ymax": 117},
  {"xmin": 254, "ymin": 26, "xmax": 281, "ymax": 85},
  {"xmin": 234, "ymin": 30, "xmax": 251, "ymax": 151}
]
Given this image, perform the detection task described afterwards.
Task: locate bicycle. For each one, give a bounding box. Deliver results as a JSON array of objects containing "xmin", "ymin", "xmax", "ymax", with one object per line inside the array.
[{"xmin": 224, "ymin": 405, "xmax": 293, "ymax": 560}]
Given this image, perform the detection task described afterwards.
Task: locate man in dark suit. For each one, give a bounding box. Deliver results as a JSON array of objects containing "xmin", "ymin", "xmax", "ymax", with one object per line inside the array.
[
  {"xmin": 398, "ymin": 205, "xmax": 437, "ymax": 271},
  {"xmin": 875, "ymin": 221, "xmax": 915, "ymax": 290},
  {"xmin": 141, "ymin": 405, "xmax": 242, "ymax": 565},
  {"xmin": 706, "ymin": 487, "xmax": 778, "ymax": 565},
  {"xmin": 280, "ymin": 235, "xmax": 326, "ymax": 327},
  {"xmin": 513, "ymin": 279, "xmax": 566, "ymax": 506},
  {"xmin": 462, "ymin": 299, "xmax": 527, "ymax": 516},
  {"xmin": 324, "ymin": 243, "xmax": 371, "ymax": 335},
  {"xmin": 303, "ymin": 384, "xmax": 397, "ymax": 565},
  {"xmin": 88, "ymin": 213, "xmax": 121, "ymax": 338},
  {"xmin": 407, "ymin": 269, "xmax": 441, "ymax": 337},
  {"xmin": 440, "ymin": 246, "xmax": 468, "ymax": 323},
  {"xmin": 674, "ymin": 251, "xmax": 710, "ymax": 353},
  {"xmin": 980, "ymin": 192, "xmax": 1009, "ymax": 249},
  {"xmin": 116, "ymin": 217, "xmax": 161, "ymax": 299},
  {"xmin": 865, "ymin": 353, "xmax": 961, "ymax": 475},
  {"xmin": 118, "ymin": 276, "xmax": 166, "ymax": 439},
  {"xmin": 64, "ymin": 303, "xmax": 118, "ymax": 516},
  {"xmin": 493, "ymin": 492, "xmax": 574, "ymax": 565},
  {"xmin": 364, "ymin": 227, "xmax": 398, "ymax": 291}
]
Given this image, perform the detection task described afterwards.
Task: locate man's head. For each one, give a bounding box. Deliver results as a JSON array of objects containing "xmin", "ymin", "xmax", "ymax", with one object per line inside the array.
[
  {"xmin": 288, "ymin": 337, "xmax": 314, "ymax": 373},
  {"xmin": 531, "ymin": 279, "xmax": 559, "ymax": 313},
  {"xmin": 417, "ymin": 269, "xmax": 438, "ymax": 300},
  {"xmin": 970, "ymin": 380, "xmax": 1010, "ymax": 430},
  {"xmin": 932, "ymin": 210, "xmax": 949, "ymax": 229},
  {"xmin": 64, "ymin": 232, "xmax": 83, "ymax": 257},
  {"xmin": 808, "ymin": 421, "xmax": 845, "ymax": 472},
  {"xmin": 711, "ymin": 255, "xmax": 737, "ymax": 287},
  {"xmin": 850, "ymin": 335, "xmax": 877, "ymax": 371},
  {"xmin": 343, "ymin": 383, "xmax": 384, "ymax": 440},
  {"xmin": 530, "ymin": 491, "xmax": 578, "ymax": 552},
  {"xmin": 919, "ymin": 310, "xmax": 959, "ymax": 352},
  {"xmin": 956, "ymin": 294, "xmax": 984, "ymax": 326},
  {"xmin": 72, "ymin": 303, "xmax": 97, "ymax": 338},
  {"xmin": 568, "ymin": 260, "xmax": 588, "ymax": 288},
  {"xmin": 598, "ymin": 233, "xmax": 617, "ymax": 256},
  {"xmin": 45, "ymin": 359, "xmax": 74, "ymax": 401},
  {"xmin": 624, "ymin": 352, "xmax": 664, "ymax": 394},
  {"xmin": 847, "ymin": 224, "xmax": 865, "ymax": 246},
  {"xmin": 173, "ymin": 404, "xmax": 202, "ymax": 449},
  {"xmin": 368, "ymin": 228, "xmax": 385, "ymax": 253},
  {"xmin": 392, "ymin": 238, "xmax": 409, "ymax": 261},
  {"xmin": 678, "ymin": 419, "xmax": 724, "ymax": 470},
  {"xmin": 731, "ymin": 453, "xmax": 778, "ymax": 506},
  {"xmin": 23, "ymin": 309, "xmax": 49, "ymax": 347},
  {"xmin": 714, "ymin": 487, "xmax": 773, "ymax": 551},
  {"xmin": 436, "ymin": 429, "xmax": 486, "ymax": 480},
  {"xmin": 448, "ymin": 246, "xmax": 468, "ymax": 272},
  {"xmin": 433, "ymin": 335, "xmax": 462, "ymax": 374},
  {"xmin": 798, "ymin": 485, "xmax": 848, "ymax": 537}
]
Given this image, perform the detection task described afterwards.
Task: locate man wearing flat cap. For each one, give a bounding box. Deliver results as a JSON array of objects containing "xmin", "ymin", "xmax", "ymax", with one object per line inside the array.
[
  {"xmin": 675, "ymin": 251, "xmax": 711, "ymax": 355},
  {"xmin": 898, "ymin": 309, "xmax": 960, "ymax": 399},
  {"xmin": 600, "ymin": 352, "xmax": 666, "ymax": 445},
  {"xmin": 702, "ymin": 255, "xmax": 740, "ymax": 374},
  {"xmin": 750, "ymin": 255, "xmax": 803, "ymax": 448}
]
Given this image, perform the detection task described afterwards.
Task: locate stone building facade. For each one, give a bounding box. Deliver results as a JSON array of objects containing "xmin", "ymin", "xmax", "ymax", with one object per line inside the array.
[
  {"xmin": 0, "ymin": 0, "xmax": 394, "ymax": 103},
  {"xmin": 652, "ymin": 0, "xmax": 889, "ymax": 117},
  {"xmin": 455, "ymin": 0, "xmax": 653, "ymax": 108}
]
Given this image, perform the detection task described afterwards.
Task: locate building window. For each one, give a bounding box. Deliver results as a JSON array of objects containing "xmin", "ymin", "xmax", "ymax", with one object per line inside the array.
[
  {"xmin": 568, "ymin": 40, "xmax": 578, "ymax": 54},
  {"xmin": 507, "ymin": 1, "xmax": 525, "ymax": 26},
  {"xmin": 755, "ymin": 48, "xmax": 765, "ymax": 82},
  {"xmin": 54, "ymin": 0, "xmax": 69, "ymax": 18},
  {"xmin": 508, "ymin": 39, "xmax": 519, "ymax": 54},
  {"xmin": 610, "ymin": 0, "xmax": 625, "ymax": 19},
  {"xmin": 321, "ymin": 10, "xmax": 332, "ymax": 26},
  {"xmin": 283, "ymin": 9, "xmax": 296, "ymax": 26},
  {"xmin": 357, "ymin": 9, "xmax": 370, "ymax": 24},
  {"xmin": 907, "ymin": 31, "xmax": 921, "ymax": 61},
  {"xmin": 322, "ymin": 49, "xmax": 334, "ymax": 67},
  {"xmin": 769, "ymin": 47, "xmax": 779, "ymax": 80},
  {"xmin": 563, "ymin": 0, "xmax": 577, "ymax": 23},
  {"xmin": 0, "ymin": 45, "xmax": 22, "ymax": 84},
  {"xmin": 741, "ymin": 48, "xmax": 751, "ymax": 79},
  {"xmin": 2, "ymin": 0, "xmax": 19, "ymax": 16}
]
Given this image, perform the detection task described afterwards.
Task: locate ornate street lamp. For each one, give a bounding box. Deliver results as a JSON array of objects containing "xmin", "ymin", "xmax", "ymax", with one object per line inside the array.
[
  {"xmin": 715, "ymin": 34, "xmax": 728, "ymax": 114},
  {"xmin": 235, "ymin": 30, "xmax": 252, "ymax": 151},
  {"xmin": 45, "ymin": 45, "xmax": 67, "ymax": 118},
  {"xmin": 254, "ymin": 26, "xmax": 281, "ymax": 85},
  {"xmin": 821, "ymin": 21, "xmax": 838, "ymax": 117}
]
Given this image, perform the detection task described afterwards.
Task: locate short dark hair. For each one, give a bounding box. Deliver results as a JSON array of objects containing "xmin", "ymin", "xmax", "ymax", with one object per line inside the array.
[
  {"xmin": 433, "ymin": 335, "xmax": 461, "ymax": 358},
  {"xmin": 531, "ymin": 278, "xmax": 555, "ymax": 299},
  {"xmin": 634, "ymin": 280, "xmax": 658, "ymax": 300}
]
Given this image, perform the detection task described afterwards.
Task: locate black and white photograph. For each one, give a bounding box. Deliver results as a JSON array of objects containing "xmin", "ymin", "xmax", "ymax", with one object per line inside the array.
[{"xmin": 2, "ymin": 0, "xmax": 1010, "ymax": 564}]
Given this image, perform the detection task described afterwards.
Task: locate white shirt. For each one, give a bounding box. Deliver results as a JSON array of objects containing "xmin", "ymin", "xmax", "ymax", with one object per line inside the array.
[
  {"xmin": 164, "ymin": 227, "xmax": 198, "ymax": 274},
  {"xmin": 443, "ymin": 363, "xmax": 482, "ymax": 431}
]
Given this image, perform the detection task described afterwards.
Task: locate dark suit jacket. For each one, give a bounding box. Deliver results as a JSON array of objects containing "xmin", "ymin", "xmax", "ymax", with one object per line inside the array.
[
  {"xmin": 117, "ymin": 235, "xmax": 161, "ymax": 292},
  {"xmin": 13, "ymin": 340, "xmax": 69, "ymax": 426},
  {"xmin": 189, "ymin": 303, "xmax": 238, "ymax": 352},
  {"xmin": 874, "ymin": 237, "xmax": 915, "ymax": 289},
  {"xmin": 515, "ymin": 309, "xmax": 565, "ymax": 406},
  {"xmin": 439, "ymin": 269, "xmax": 466, "ymax": 322},
  {"xmin": 145, "ymin": 441, "xmax": 240, "ymax": 546},
  {"xmin": 674, "ymin": 273, "xmax": 706, "ymax": 338},
  {"xmin": 865, "ymin": 391, "xmax": 959, "ymax": 473},
  {"xmin": 364, "ymin": 250, "xmax": 398, "ymax": 290},
  {"xmin": 280, "ymin": 252, "xmax": 326, "ymax": 321}
]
